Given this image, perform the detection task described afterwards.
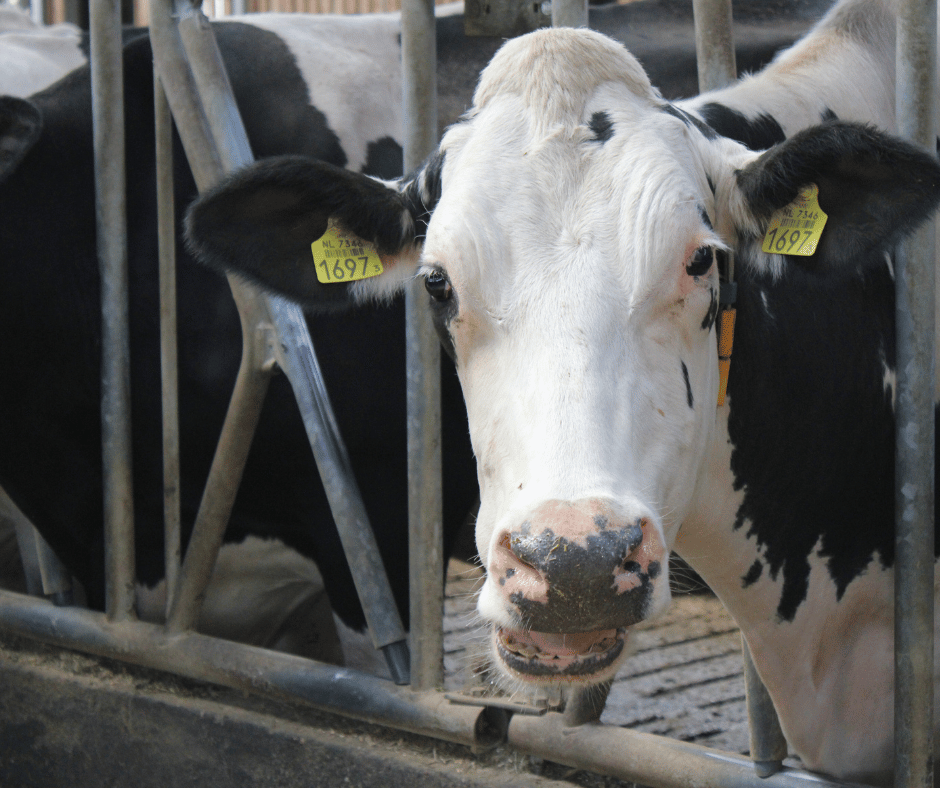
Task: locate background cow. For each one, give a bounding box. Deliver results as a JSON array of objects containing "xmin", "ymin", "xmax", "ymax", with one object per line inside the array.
[
  {"xmin": 0, "ymin": 3, "xmax": 826, "ymax": 663},
  {"xmin": 185, "ymin": 0, "xmax": 940, "ymax": 782}
]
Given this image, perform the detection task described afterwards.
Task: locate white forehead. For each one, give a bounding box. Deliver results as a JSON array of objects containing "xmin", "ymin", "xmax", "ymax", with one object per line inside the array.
[{"xmin": 423, "ymin": 29, "xmax": 719, "ymax": 321}]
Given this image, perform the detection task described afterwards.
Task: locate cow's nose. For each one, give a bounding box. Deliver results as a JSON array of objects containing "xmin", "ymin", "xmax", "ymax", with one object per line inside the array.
[{"xmin": 489, "ymin": 498, "xmax": 661, "ymax": 633}]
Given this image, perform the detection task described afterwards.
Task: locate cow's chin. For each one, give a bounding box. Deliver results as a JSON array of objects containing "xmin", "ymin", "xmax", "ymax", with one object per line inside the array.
[{"xmin": 491, "ymin": 625, "xmax": 627, "ymax": 686}]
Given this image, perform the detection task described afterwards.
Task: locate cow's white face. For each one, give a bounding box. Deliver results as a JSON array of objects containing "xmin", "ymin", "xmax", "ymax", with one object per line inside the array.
[{"xmin": 418, "ymin": 32, "xmax": 736, "ymax": 684}]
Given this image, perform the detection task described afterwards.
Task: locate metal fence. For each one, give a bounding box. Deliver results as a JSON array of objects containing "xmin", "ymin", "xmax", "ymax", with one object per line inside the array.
[{"xmin": 0, "ymin": 0, "xmax": 935, "ymax": 786}]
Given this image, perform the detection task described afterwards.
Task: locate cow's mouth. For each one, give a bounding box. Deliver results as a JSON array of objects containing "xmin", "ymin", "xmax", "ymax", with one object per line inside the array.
[{"xmin": 494, "ymin": 626, "xmax": 625, "ymax": 680}]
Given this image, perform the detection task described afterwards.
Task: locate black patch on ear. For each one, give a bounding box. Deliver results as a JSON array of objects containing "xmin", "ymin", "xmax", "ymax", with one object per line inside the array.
[
  {"xmin": 362, "ymin": 136, "xmax": 404, "ymax": 180},
  {"xmin": 0, "ymin": 96, "xmax": 43, "ymax": 185},
  {"xmin": 681, "ymin": 361, "xmax": 694, "ymax": 408},
  {"xmin": 401, "ymin": 150, "xmax": 446, "ymax": 238},
  {"xmin": 699, "ymin": 102, "xmax": 786, "ymax": 151},
  {"xmin": 185, "ymin": 155, "xmax": 414, "ymax": 308},
  {"xmin": 737, "ymin": 122, "xmax": 940, "ymax": 271},
  {"xmin": 588, "ymin": 111, "xmax": 614, "ymax": 143},
  {"xmin": 660, "ymin": 104, "xmax": 718, "ymax": 140},
  {"xmin": 742, "ymin": 560, "xmax": 763, "ymax": 588}
]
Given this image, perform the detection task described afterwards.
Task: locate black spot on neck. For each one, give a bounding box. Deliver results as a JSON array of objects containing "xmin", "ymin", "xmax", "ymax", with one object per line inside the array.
[
  {"xmin": 742, "ymin": 560, "xmax": 763, "ymax": 588},
  {"xmin": 588, "ymin": 111, "xmax": 614, "ymax": 143},
  {"xmin": 698, "ymin": 103, "xmax": 786, "ymax": 151},
  {"xmin": 681, "ymin": 360, "xmax": 694, "ymax": 408},
  {"xmin": 726, "ymin": 257, "xmax": 940, "ymax": 621}
]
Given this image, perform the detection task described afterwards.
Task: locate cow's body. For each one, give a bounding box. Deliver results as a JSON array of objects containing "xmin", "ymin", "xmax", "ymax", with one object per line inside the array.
[{"xmin": 186, "ymin": 0, "xmax": 940, "ymax": 781}]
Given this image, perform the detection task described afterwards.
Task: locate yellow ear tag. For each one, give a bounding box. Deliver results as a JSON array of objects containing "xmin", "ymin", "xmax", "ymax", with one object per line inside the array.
[
  {"xmin": 760, "ymin": 183, "xmax": 828, "ymax": 257},
  {"xmin": 311, "ymin": 225, "xmax": 384, "ymax": 284}
]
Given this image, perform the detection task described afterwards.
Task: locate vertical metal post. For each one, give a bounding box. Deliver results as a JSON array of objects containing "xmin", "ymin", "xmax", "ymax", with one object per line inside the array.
[
  {"xmin": 402, "ymin": 0, "xmax": 442, "ymax": 691},
  {"xmin": 551, "ymin": 0, "xmax": 586, "ymax": 29},
  {"xmin": 692, "ymin": 0, "xmax": 736, "ymax": 93},
  {"xmin": 895, "ymin": 2, "xmax": 936, "ymax": 787},
  {"xmin": 29, "ymin": 0, "xmax": 44, "ymax": 25},
  {"xmin": 742, "ymin": 637, "xmax": 788, "ymax": 777},
  {"xmin": 90, "ymin": 0, "xmax": 136, "ymax": 623},
  {"xmin": 155, "ymin": 71, "xmax": 182, "ymax": 616}
]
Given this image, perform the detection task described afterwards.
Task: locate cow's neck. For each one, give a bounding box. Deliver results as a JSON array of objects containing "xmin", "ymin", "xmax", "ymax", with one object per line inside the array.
[{"xmin": 674, "ymin": 255, "xmax": 940, "ymax": 782}]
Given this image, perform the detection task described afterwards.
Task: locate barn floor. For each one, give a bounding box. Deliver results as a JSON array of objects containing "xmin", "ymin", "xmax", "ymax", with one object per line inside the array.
[{"xmin": 442, "ymin": 560, "xmax": 751, "ymax": 758}]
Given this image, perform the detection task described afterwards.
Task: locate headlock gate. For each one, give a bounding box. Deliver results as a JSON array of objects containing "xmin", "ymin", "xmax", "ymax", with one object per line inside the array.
[{"xmin": 0, "ymin": 0, "xmax": 935, "ymax": 786}]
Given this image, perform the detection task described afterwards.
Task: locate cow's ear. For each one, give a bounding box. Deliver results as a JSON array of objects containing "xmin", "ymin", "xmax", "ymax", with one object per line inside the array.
[
  {"xmin": 0, "ymin": 96, "xmax": 42, "ymax": 185},
  {"xmin": 185, "ymin": 155, "xmax": 426, "ymax": 309},
  {"xmin": 732, "ymin": 122, "xmax": 940, "ymax": 272}
]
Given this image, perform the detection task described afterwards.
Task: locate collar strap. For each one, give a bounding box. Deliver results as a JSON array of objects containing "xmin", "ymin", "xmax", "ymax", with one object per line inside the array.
[
  {"xmin": 717, "ymin": 264, "xmax": 738, "ymax": 407},
  {"xmin": 716, "ymin": 279, "xmax": 737, "ymax": 407}
]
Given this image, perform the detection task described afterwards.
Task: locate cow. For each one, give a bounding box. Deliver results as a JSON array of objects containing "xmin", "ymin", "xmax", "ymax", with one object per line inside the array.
[
  {"xmin": 0, "ymin": 0, "xmax": 825, "ymax": 660},
  {"xmin": 185, "ymin": 0, "xmax": 940, "ymax": 782}
]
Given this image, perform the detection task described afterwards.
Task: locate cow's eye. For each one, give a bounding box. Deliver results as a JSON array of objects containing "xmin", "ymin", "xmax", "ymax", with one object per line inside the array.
[
  {"xmin": 425, "ymin": 269, "xmax": 453, "ymax": 302},
  {"xmin": 686, "ymin": 246, "xmax": 714, "ymax": 278}
]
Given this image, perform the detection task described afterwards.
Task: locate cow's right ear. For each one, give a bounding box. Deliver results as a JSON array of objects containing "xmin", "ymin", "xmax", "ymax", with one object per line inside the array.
[
  {"xmin": 185, "ymin": 155, "xmax": 424, "ymax": 310},
  {"xmin": 0, "ymin": 96, "xmax": 42, "ymax": 185}
]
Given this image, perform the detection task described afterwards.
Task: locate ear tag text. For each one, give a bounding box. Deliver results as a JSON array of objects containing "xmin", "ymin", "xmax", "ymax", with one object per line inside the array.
[
  {"xmin": 312, "ymin": 225, "xmax": 384, "ymax": 284},
  {"xmin": 761, "ymin": 184, "xmax": 828, "ymax": 257}
]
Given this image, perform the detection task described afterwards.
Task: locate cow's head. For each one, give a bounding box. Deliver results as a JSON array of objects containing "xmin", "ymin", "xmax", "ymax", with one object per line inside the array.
[{"xmin": 186, "ymin": 29, "xmax": 940, "ymax": 686}]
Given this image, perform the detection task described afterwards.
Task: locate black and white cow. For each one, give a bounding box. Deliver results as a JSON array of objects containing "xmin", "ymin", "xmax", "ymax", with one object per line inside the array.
[
  {"xmin": 186, "ymin": 0, "xmax": 940, "ymax": 781},
  {"xmin": 0, "ymin": 1, "xmax": 818, "ymax": 655}
]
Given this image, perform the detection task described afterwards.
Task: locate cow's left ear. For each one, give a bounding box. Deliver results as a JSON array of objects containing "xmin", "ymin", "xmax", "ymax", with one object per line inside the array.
[
  {"xmin": 185, "ymin": 154, "xmax": 431, "ymax": 311},
  {"xmin": 734, "ymin": 122, "xmax": 940, "ymax": 271}
]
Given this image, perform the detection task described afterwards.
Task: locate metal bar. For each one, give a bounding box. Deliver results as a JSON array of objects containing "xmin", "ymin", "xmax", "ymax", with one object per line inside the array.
[
  {"xmin": 692, "ymin": 0, "xmax": 736, "ymax": 93},
  {"xmin": 563, "ymin": 680, "xmax": 612, "ymax": 727},
  {"xmin": 155, "ymin": 70, "xmax": 182, "ymax": 616},
  {"xmin": 894, "ymin": 2, "xmax": 937, "ymax": 787},
  {"xmin": 90, "ymin": 0, "xmax": 136, "ymax": 623},
  {"xmin": 402, "ymin": 0, "xmax": 443, "ymax": 691},
  {"xmin": 0, "ymin": 589, "xmax": 506, "ymax": 751},
  {"xmin": 551, "ymin": 0, "xmax": 586, "ymax": 29},
  {"xmin": 266, "ymin": 298, "xmax": 411, "ymax": 680},
  {"xmin": 29, "ymin": 0, "xmax": 44, "ymax": 25},
  {"xmin": 508, "ymin": 712, "xmax": 870, "ymax": 788},
  {"xmin": 742, "ymin": 637, "xmax": 788, "ymax": 778},
  {"xmin": 165, "ymin": 301, "xmax": 273, "ymax": 633}
]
